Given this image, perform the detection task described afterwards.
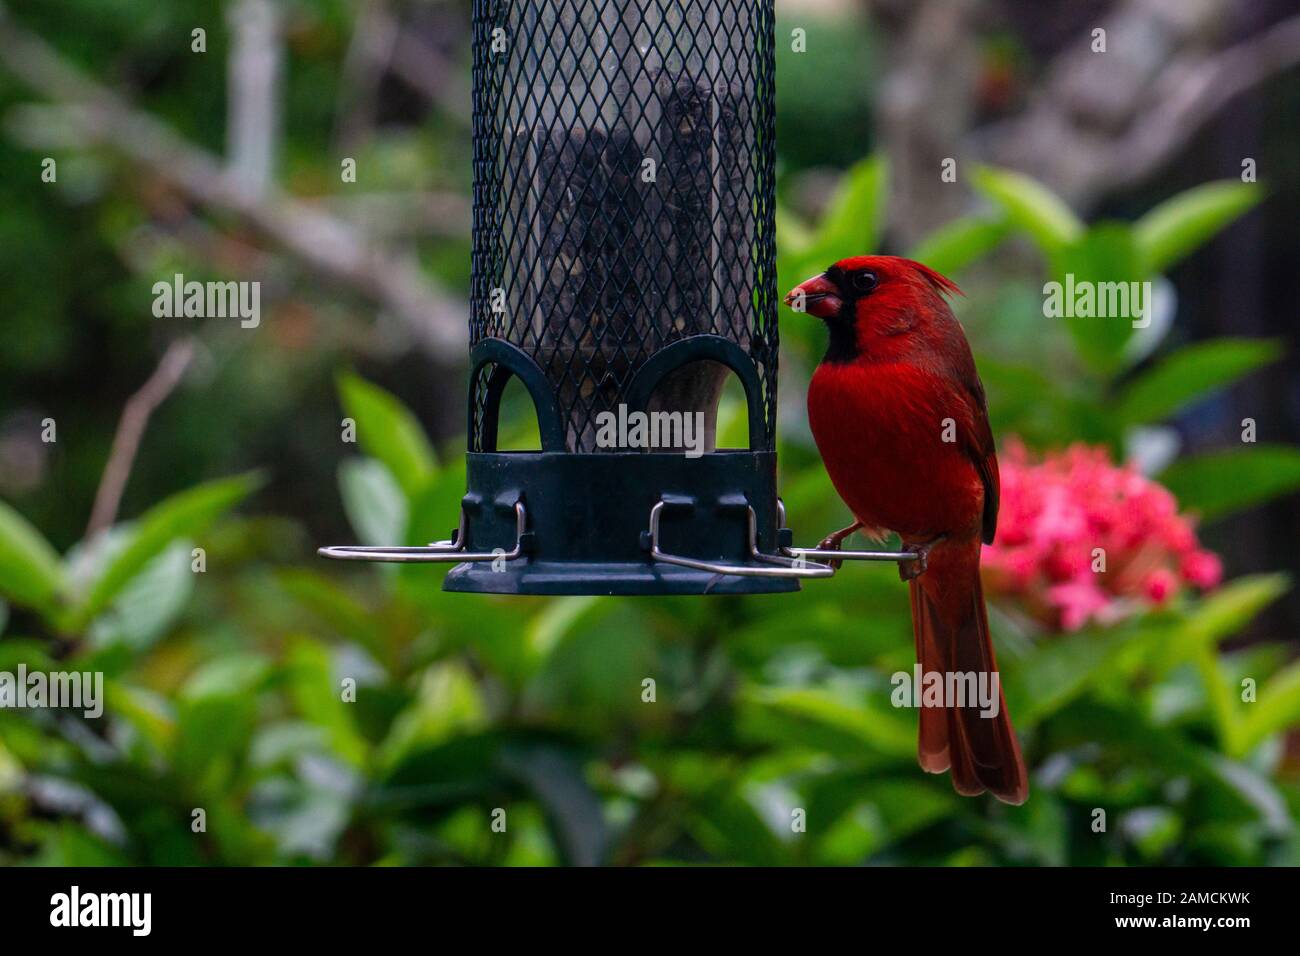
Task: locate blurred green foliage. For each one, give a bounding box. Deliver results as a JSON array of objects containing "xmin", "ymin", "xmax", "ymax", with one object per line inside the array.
[{"xmin": 3, "ymin": 159, "xmax": 1300, "ymax": 864}]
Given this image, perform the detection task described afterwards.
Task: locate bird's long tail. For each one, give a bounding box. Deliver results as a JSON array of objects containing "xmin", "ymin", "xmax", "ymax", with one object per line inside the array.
[{"xmin": 908, "ymin": 541, "xmax": 1028, "ymax": 804}]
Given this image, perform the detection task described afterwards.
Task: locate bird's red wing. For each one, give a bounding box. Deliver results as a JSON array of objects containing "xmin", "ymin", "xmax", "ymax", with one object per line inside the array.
[
  {"xmin": 970, "ymin": 423, "xmax": 999, "ymax": 546},
  {"xmin": 959, "ymin": 371, "xmax": 999, "ymax": 546}
]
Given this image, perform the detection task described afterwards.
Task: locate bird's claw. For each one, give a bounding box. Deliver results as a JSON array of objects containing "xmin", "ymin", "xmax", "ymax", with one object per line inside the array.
[
  {"xmin": 899, "ymin": 538, "xmax": 942, "ymax": 582},
  {"xmin": 898, "ymin": 551, "xmax": 927, "ymax": 581},
  {"xmin": 816, "ymin": 533, "xmax": 846, "ymax": 571}
]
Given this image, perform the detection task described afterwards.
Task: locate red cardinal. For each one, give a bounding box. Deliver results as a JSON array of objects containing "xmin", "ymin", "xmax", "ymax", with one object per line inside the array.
[{"xmin": 785, "ymin": 255, "xmax": 1028, "ymax": 804}]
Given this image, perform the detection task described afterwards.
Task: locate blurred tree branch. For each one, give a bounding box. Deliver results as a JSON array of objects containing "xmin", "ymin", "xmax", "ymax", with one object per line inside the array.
[
  {"xmin": 871, "ymin": 0, "xmax": 982, "ymax": 246},
  {"xmin": 87, "ymin": 337, "xmax": 196, "ymax": 537},
  {"xmin": 334, "ymin": 0, "xmax": 399, "ymax": 153},
  {"xmin": 318, "ymin": 191, "xmax": 472, "ymax": 240},
  {"xmin": 389, "ymin": 23, "xmax": 472, "ymax": 125},
  {"xmin": 868, "ymin": 0, "xmax": 1300, "ymax": 243},
  {"xmin": 226, "ymin": 0, "xmax": 283, "ymax": 197},
  {"xmin": 978, "ymin": 0, "xmax": 1300, "ymax": 206},
  {"xmin": 0, "ymin": 3, "xmax": 466, "ymax": 361}
]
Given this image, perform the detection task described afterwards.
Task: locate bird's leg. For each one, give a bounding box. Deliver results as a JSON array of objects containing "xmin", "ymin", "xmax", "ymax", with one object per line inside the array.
[
  {"xmin": 818, "ymin": 521, "xmax": 863, "ymax": 553},
  {"xmin": 815, "ymin": 521, "xmax": 863, "ymax": 571},
  {"xmin": 899, "ymin": 534, "xmax": 946, "ymax": 582}
]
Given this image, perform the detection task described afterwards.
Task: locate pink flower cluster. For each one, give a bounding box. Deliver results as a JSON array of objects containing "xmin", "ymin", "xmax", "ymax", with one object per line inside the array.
[{"xmin": 982, "ymin": 439, "xmax": 1223, "ymax": 632}]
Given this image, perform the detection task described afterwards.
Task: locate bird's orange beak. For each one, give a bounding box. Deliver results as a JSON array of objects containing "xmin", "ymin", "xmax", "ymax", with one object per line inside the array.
[{"xmin": 784, "ymin": 272, "xmax": 842, "ymax": 320}]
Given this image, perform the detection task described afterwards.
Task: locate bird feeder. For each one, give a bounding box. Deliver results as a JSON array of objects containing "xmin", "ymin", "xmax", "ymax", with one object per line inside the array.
[{"xmin": 321, "ymin": 0, "xmax": 912, "ymax": 593}]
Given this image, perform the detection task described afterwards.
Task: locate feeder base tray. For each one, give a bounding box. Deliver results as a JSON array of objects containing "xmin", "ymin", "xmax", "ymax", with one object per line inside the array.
[
  {"xmin": 440, "ymin": 450, "xmax": 798, "ymax": 597},
  {"xmin": 444, "ymin": 559, "xmax": 798, "ymax": 596}
]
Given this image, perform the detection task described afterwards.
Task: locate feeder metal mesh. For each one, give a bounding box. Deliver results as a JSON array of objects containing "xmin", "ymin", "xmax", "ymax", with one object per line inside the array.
[{"xmin": 470, "ymin": 0, "xmax": 778, "ymax": 452}]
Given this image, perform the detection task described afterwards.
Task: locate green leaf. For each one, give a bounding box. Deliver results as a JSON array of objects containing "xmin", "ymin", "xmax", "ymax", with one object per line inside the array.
[
  {"xmin": 1159, "ymin": 446, "xmax": 1300, "ymax": 522},
  {"xmin": 740, "ymin": 684, "xmax": 915, "ymax": 758},
  {"xmin": 1119, "ymin": 807, "xmax": 1183, "ymax": 861},
  {"xmin": 338, "ymin": 458, "xmax": 406, "ymax": 547},
  {"xmin": 1117, "ymin": 338, "xmax": 1281, "ymax": 426},
  {"xmin": 33, "ymin": 822, "xmax": 130, "ymax": 867},
  {"xmin": 984, "ymin": 791, "xmax": 1069, "ymax": 866},
  {"xmin": 1160, "ymin": 575, "xmax": 1290, "ymax": 752},
  {"xmin": 338, "ymin": 372, "xmax": 436, "ymax": 497},
  {"xmin": 860, "ymin": 779, "xmax": 960, "ymax": 847},
  {"xmin": 69, "ymin": 473, "xmax": 261, "ymax": 631},
  {"xmin": 807, "ymin": 155, "xmax": 889, "ymax": 260},
  {"xmin": 276, "ymin": 568, "xmax": 387, "ymax": 660},
  {"xmin": 525, "ymin": 610, "xmax": 657, "ymax": 723},
  {"xmin": 181, "ymin": 652, "xmax": 273, "ymax": 702},
  {"xmin": 175, "ymin": 694, "xmax": 258, "ymax": 783},
  {"xmin": 1135, "ymin": 181, "xmax": 1264, "ymax": 275},
  {"xmin": 775, "ymin": 203, "xmax": 813, "ymax": 253},
  {"xmin": 87, "ymin": 541, "xmax": 193, "ymax": 652},
  {"xmin": 525, "ymin": 595, "xmax": 609, "ymax": 664},
  {"xmin": 0, "ymin": 637, "xmax": 58, "ymax": 673},
  {"xmin": 777, "ymin": 156, "xmax": 888, "ymax": 298},
  {"xmin": 1179, "ymin": 574, "xmax": 1290, "ymax": 650},
  {"xmin": 377, "ymin": 732, "xmax": 509, "ymax": 805},
  {"xmin": 1050, "ymin": 223, "xmax": 1143, "ymax": 375},
  {"xmin": 400, "ymin": 448, "xmax": 466, "ymax": 550},
  {"xmin": 499, "ymin": 744, "xmax": 608, "ymax": 867},
  {"xmin": 971, "ymin": 165, "xmax": 1084, "ymax": 253},
  {"xmin": 104, "ymin": 682, "xmax": 176, "ymax": 753},
  {"xmin": 815, "ymin": 801, "xmax": 883, "ymax": 865},
  {"xmin": 0, "ymin": 738, "xmax": 20, "ymax": 790},
  {"xmin": 689, "ymin": 790, "xmax": 788, "ymax": 866},
  {"xmin": 286, "ymin": 637, "xmax": 368, "ymax": 767},
  {"xmin": 0, "ymin": 499, "xmax": 65, "ymax": 615},
  {"xmin": 378, "ymin": 661, "xmax": 487, "ymax": 768},
  {"xmin": 1002, "ymin": 627, "xmax": 1134, "ymax": 728},
  {"xmin": 1206, "ymin": 755, "xmax": 1292, "ymax": 834},
  {"xmin": 1192, "ymin": 644, "xmax": 1241, "ymax": 754},
  {"xmin": 1235, "ymin": 659, "xmax": 1300, "ymax": 755},
  {"xmin": 173, "ymin": 655, "xmax": 270, "ymax": 780},
  {"xmin": 906, "ymin": 213, "xmax": 1010, "ymax": 276}
]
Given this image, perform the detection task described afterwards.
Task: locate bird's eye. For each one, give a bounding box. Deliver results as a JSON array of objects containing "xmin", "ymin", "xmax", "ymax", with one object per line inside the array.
[{"xmin": 850, "ymin": 270, "xmax": 878, "ymax": 295}]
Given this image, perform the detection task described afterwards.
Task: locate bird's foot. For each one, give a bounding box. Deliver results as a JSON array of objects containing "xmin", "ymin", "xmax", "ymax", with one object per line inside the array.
[
  {"xmin": 815, "ymin": 522, "xmax": 863, "ymax": 571},
  {"xmin": 899, "ymin": 536, "xmax": 945, "ymax": 582}
]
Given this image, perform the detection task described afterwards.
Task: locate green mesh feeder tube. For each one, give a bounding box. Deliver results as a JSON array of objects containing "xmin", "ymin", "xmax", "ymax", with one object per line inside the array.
[{"xmin": 320, "ymin": 0, "xmax": 912, "ymax": 594}]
